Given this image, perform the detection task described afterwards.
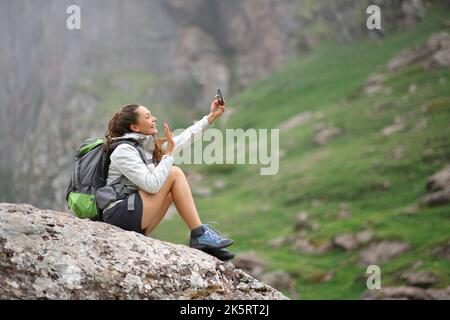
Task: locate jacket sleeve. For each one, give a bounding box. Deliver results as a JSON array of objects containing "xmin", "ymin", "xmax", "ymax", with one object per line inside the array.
[
  {"xmin": 164, "ymin": 115, "xmax": 212, "ymax": 153},
  {"xmin": 110, "ymin": 144, "xmax": 174, "ymax": 194}
]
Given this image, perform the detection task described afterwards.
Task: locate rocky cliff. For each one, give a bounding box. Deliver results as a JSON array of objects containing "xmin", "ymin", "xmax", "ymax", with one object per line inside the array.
[
  {"xmin": 0, "ymin": 203, "xmax": 288, "ymax": 300},
  {"xmin": 0, "ymin": 0, "xmax": 437, "ymax": 215}
]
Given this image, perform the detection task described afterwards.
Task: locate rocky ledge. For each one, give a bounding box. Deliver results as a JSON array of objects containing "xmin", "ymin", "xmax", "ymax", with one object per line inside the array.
[{"xmin": 0, "ymin": 203, "xmax": 288, "ymax": 300}]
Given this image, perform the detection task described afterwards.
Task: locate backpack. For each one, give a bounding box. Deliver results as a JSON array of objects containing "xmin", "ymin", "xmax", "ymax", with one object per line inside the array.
[{"xmin": 65, "ymin": 137, "xmax": 148, "ymax": 221}]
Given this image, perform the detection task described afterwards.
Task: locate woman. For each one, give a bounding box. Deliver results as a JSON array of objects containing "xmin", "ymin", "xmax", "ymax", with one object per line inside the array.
[{"xmin": 101, "ymin": 98, "xmax": 234, "ymax": 260}]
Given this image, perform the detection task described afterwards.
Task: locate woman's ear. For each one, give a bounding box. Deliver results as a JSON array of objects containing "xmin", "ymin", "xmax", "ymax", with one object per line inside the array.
[{"xmin": 130, "ymin": 123, "xmax": 140, "ymax": 132}]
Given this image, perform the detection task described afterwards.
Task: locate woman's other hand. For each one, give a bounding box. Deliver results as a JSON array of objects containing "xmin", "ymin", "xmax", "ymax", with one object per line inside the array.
[
  {"xmin": 164, "ymin": 122, "xmax": 174, "ymax": 156},
  {"xmin": 208, "ymin": 98, "xmax": 226, "ymax": 124}
]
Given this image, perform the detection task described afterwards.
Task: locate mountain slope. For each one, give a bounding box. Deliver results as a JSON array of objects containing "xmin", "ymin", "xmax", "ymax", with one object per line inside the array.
[{"xmin": 152, "ymin": 5, "xmax": 450, "ymax": 299}]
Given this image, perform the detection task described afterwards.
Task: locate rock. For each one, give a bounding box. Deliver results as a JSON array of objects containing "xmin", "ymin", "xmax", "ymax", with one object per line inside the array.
[
  {"xmin": 293, "ymin": 212, "xmax": 313, "ymax": 231},
  {"xmin": 355, "ymin": 230, "xmax": 374, "ymax": 245},
  {"xmin": 359, "ymin": 241, "xmax": 409, "ymax": 266},
  {"xmin": 382, "ymin": 121, "xmax": 405, "ymax": 136},
  {"xmin": 260, "ymin": 270, "xmax": 295, "ymax": 292},
  {"xmin": 278, "ymin": 112, "xmax": 314, "ymax": 132},
  {"xmin": 363, "ymin": 286, "xmax": 434, "ymax": 300},
  {"xmin": 337, "ymin": 210, "xmax": 352, "ymax": 219},
  {"xmin": 268, "ymin": 236, "xmax": 288, "ymax": 249},
  {"xmin": 377, "ymin": 180, "xmax": 391, "ymax": 192},
  {"xmin": 233, "ymin": 251, "xmax": 266, "ymax": 279},
  {"xmin": 402, "ymin": 204, "xmax": 420, "ymax": 215},
  {"xmin": 420, "ymin": 187, "xmax": 450, "ymax": 206},
  {"xmin": 427, "ymin": 31, "xmax": 450, "ymax": 49},
  {"xmin": 314, "ymin": 127, "xmax": 343, "ymax": 145},
  {"xmin": 192, "ymin": 187, "xmax": 212, "ymax": 197},
  {"xmin": 424, "ymin": 32, "xmax": 450, "ymax": 70},
  {"xmin": 411, "ymin": 260, "xmax": 424, "ymax": 270},
  {"xmin": 260, "ymin": 270, "xmax": 300, "ymax": 300},
  {"xmin": 427, "ymin": 286, "xmax": 450, "ymax": 300},
  {"xmin": 0, "ymin": 203, "xmax": 287, "ymax": 300},
  {"xmin": 425, "ymin": 165, "xmax": 450, "ymax": 191},
  {"xmin": 408, "ymin": 83, "xmax": 418, "ymax": 94},
  {"xmin": 364, "ymin": 74, "xmax": 386, "ymax": 96},
  {"xmin": 425, "ymin": 46, "xmax": 450, "ymax": 70},
  {"xmin": 213, "ymin": 179, "xmax": 227, "ymax": 190},
  {"xmin": 388, "ymin": 32, "xmax": 450, "ymax": 72},
  {"xmin": 430, "ymin": 240, "xmax": 450, "ymax": 260},
  {"xmin": 412, "ymin": 118, "xmax": 427, "ymax": 132},
  {"xmin": 292, "ymin": 237, "xmax": 332, "ymax": 255},
  {"xmin": 337, "ymin": 202, "xmax": 351, "ymax": 219},
  {"xmin": 310, "ymin": 271, "xmax": 333, "ymax": 284},
  {"xmin": 333, "ymin": 233, "xmax": 359, "ymax": 251},
  {"xmin": 400, "ymin": 271, "xmax": 438, "ymax": 288},
  {"xmin": 388, "ymin": 45, "xmax": 437, "ymax": 72},
  {"xmin": 333, "ymin": 230, "xmax": 374, "ymax": 251}
]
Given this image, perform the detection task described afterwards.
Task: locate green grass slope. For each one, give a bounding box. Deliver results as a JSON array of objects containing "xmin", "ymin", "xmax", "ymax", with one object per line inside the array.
[{"xmin": 152, "ymin": 5, "xmax": 450, "ymax": 299}]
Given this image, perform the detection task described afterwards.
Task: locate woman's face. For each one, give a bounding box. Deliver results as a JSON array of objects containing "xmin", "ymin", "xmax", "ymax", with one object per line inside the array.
[{"xmin": 130, "ymin": 106, "xmax": 158, "ymax": 135}]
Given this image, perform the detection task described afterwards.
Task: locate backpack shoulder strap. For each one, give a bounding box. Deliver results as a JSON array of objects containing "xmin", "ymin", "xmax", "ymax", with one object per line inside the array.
[{"xmin": 101, "ymin": 139, "xmax": 150, "ymax": 182}]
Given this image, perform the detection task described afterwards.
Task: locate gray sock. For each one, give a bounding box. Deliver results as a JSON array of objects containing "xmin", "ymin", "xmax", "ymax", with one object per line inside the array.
[{"xmin": 191, "ymin": 224, "xmax": 205, "ymax": 237}]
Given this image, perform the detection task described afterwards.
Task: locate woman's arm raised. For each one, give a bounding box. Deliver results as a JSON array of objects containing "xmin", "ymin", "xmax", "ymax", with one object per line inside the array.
[{"xmin": 164, "ymin": 99, "xmax": 225, "ymax": 154}]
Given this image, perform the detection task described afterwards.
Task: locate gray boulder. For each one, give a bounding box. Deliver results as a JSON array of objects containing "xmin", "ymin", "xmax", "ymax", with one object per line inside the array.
[
  {"xmin": 363, "ymin": 286, "xmax": 450, "ymax": 300},
  {"xmin": 359, "ymin": 241, "xmax": 409, "ymax": 266},
  {"xmin": 425, "ymin": 165, "xmax": 450, "ymax": 191},
  {"xmin": 0, "ymin": 203, "xmax": 287, "ymax": 300}
]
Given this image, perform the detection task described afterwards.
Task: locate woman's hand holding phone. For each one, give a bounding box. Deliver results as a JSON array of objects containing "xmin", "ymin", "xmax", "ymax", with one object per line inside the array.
[{"xmin": 208, "ymin": 89, "xmax": 226, "ymax": 124}]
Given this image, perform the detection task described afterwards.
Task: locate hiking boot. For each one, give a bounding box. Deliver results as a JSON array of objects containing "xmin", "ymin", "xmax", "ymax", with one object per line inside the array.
[
  {"xmin": 189, "ymin": 224, "xmax": 234, "ymax": 249},
  {"xmin": 202, "ymin": 247, "xmax": 235, "ymax": 261}
]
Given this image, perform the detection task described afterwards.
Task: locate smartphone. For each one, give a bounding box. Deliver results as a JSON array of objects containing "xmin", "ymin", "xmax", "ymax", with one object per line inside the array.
[{"xmin": 216, "ymin": 89, "xmax": 225, "ymax": 106}]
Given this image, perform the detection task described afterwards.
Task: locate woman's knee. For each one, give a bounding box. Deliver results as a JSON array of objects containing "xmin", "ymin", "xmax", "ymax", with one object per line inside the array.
[{"xmin": 169, "ymin": 166, "xmax": 184, "ymax": 178}]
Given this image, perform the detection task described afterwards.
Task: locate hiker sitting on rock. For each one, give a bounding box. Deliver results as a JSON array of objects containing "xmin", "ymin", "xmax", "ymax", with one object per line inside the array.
[{"xmin": 101, "ymin": 98, "xmax": 234, "ymax": 260}]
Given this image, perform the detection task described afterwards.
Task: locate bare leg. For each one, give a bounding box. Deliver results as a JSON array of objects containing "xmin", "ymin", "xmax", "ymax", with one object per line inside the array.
[
  {"xmin": 143, "ymin": 192, "xmax": 172, "ymax": 236},
  {"xmin": 139, "ymin": 166, "xmax": 202, "ymax": 235}
]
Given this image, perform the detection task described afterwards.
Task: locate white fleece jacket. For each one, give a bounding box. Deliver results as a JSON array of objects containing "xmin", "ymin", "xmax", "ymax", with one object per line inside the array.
[{"xmin": 104, "ymin": 115, "xmax": 212, "ymax": 211}]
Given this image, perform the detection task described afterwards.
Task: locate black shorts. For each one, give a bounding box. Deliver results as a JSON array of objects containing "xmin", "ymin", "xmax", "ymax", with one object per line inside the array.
[{"xmin": 103, "ymin": 192, "xmax": 145, "ymax": 235}]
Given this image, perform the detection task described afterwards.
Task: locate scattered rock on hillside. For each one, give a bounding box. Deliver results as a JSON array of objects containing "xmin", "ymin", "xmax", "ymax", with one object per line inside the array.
[
  {"xmin": 430, "ymin": 240, "xmax": 450, "ymax": 260},
  {"xmin": 388, "ymin": 32, "xmax": 450, "ymax": 72},
  {"xmin": 294, "ymin": 212, "xmax": 314, "ymax": 231},
  {"xmin": 0, "ymin": 203, "xmax": 287, "ymax": 300},
  {"xmin": 400, "ymin": 271, "xmax": 439, "ymax": 288},
  {"xmin": 260, "ymin": 270, "xmax": 297, "ymax": 296},
  {"xmin": 268, "ymin": 236, "xmax": 289, "ymax": 249},
  {"xmin": 412, "ymin": 118, "xmax": 428, "ymax": 132},
  {"xmin": 424, "ymin": 34, "xmax": 450, "ymax": 70},
  {"xmin": 364, "ymin": 73, "xmax": 386, "ymax": 96},
  {"xmin": 363, "ymin": 286, "xmax": 450, "ymax": 300},
  {"xmin": 333, "ymin": 230, "xmax": 374, "ymax": 251},
  {"xmin": 261, "ymin": 270, "xmax": 300, "ymax": 300},
  {"xmin": 389, "ymin": 145, "xmax": 405, "ymax": 160},
  {"xmin": 382, "ymin": 118, "xmax": 405, "ymax": 136},
  {"xmin": 233, "ymin": 251, "xmax": 267, "ymax": 279},
  {"xmin": 402, "ymin": 204, "xmax": 420, "ymax": 215},
  {"xmin": 337, "ymin": 202, "xmax": 352, "ymax": 219},
  {"xmin": 314, "ymin": 127, "xmax": 343, "ymax": 145},
  {"xmin": 292, "ymin": 237, "xmax": 332, "ymax": 255},
  {"xmin": 359, "ymin": 241, "xmax": 409, "ymax": 265},
  {"xmin": 278, "ymin": 112, "xmax": 315, "ymax": 132},
  {"xmin": 426, "ymin": 165, "xmax": 450, "ymax": 191},
  {"xmin": 388, "ymin": 45, "xmax": 437, "ymax": 72},
  {"xmin": 420, "ymin": 188, "xmax": 450, "ymax": 206},
  {"xmin": 408, "ymin": 83, "xmax": 418, "ymax": 94}
]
